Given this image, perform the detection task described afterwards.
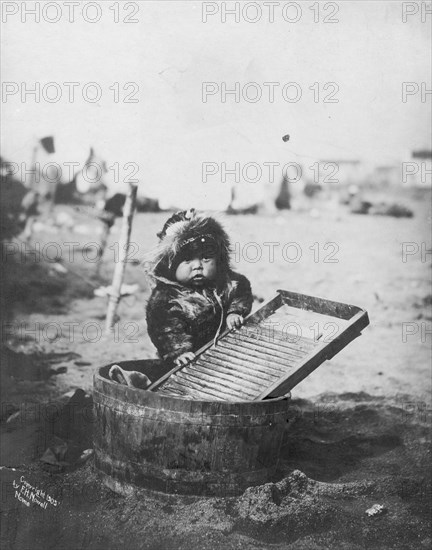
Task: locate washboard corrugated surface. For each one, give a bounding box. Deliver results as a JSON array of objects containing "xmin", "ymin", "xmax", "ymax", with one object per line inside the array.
[{"xmin": 149, "ymin": 290, "xmax": 370, "ymax": 401}]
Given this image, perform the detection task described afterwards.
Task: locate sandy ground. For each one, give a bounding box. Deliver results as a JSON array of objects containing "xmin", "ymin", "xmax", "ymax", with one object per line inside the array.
[{"xmin": 1, "ymin": 188, "xmax": 431, "ymax": 549}]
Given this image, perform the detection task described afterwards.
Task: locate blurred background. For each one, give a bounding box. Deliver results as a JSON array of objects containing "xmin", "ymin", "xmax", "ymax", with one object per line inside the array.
[{"xmin": 1, "ymin": 0, "xmax": 431, "ymax": 211}]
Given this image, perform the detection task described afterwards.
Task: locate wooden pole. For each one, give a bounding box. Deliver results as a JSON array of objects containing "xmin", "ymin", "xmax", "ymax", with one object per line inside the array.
[
  {"xmin": 105, "ymin": 183, "xmax": 138, "ymax": 333},
  {"xmin": 30, "ymin": 145, "xmax": 38, "ymax": 191},
  {"xmin": 95, "ymin": 220, "xmax": 111, "ymax": 278}
]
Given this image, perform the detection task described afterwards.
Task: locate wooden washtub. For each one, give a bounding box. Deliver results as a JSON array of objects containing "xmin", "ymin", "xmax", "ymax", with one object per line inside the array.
[
  {"xmin": 93, "ymin": 291, "xmax": 369, "ymax": 496},
  {"xmin": 93, "ymin": 359, "xmax": 292, "ymax": 497}
]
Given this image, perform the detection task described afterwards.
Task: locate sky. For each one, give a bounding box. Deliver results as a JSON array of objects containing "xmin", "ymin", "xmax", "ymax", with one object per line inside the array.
[{"xmin": 1, "ymin": 1, "xmax": 431, "ymax": 208}]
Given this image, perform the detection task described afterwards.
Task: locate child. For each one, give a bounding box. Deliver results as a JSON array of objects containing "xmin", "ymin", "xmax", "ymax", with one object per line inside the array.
[{"xmin": 146, "ymin": 209, "xmax": 253, "ymax": 367}]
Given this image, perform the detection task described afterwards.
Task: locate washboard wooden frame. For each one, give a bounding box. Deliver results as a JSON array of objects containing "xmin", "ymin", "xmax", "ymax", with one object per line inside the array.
[{"xmin": 147, "ymin": 290, "xmax": 370, "ymax": 401}]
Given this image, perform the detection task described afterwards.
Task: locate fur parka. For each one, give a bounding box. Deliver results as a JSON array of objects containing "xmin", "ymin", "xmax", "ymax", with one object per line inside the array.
[{"xmin": 145, "ymin": 210, "xmax": 253, "ymax": 362}]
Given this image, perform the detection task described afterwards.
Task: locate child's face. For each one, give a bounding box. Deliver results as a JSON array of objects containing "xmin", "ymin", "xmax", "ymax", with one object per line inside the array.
[{"xmin": 175, "ymin": 254, "xmax": 217, "ymax": 287}]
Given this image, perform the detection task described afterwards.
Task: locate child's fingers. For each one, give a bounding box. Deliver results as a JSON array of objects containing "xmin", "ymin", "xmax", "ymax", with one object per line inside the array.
[
  {"xmin": 175, "ymin": 352, "xmax": 195, "ymax": 367},
  {"xmin": 230, "ymin": 315, "xmax": 243, "ymax": 329},
  {"xmin": 227, "ymin": 315, "xmax": 242, "ymax": 331}
]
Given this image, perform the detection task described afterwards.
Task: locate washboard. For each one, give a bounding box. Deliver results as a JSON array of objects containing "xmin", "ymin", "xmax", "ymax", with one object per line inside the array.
[{"xmin": 148, "ymin": 290, "xmax": 370, "ymax": 401}]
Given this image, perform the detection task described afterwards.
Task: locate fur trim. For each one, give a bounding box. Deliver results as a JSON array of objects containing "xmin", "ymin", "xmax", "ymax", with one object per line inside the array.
[
  {"xmin": 146, "ymin": 210, "xmax": 231, "ymax": 280},
  {"xmin": 146, "ymin": 270, "xmax": 253, "ymax": 361}
]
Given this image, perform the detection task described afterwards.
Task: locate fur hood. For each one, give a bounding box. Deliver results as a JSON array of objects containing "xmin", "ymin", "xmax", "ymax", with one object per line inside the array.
[{"xmin": 145, "ymin": 209, "xmax": 231, "ymax": 284}]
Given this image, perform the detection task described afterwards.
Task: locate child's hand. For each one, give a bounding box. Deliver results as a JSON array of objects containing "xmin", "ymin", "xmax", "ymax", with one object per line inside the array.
[
  {"xmin": 174, "ymin": 352, "xmax": 196, "ymax": 367},
  {"xmin": 226, "ymin": 313, "xmax": 243, "ymax": 331}
]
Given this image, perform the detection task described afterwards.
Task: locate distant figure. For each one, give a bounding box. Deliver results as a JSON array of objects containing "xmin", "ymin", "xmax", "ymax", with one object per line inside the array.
[
  {"xmin": 303, "ymin": 181, "xmax": 322, "ymax": 198},
  {"xmin": 146, "ymin": 210, "xmax": 253, "ymax": 366},
  {"xmin": 101, "ymin": 193, "xmax": 160, "ymax": 225},
  {"xmin": 275, "ymin": 174, "xmax": 291, "ymax": 210},
  {"xmin": 20, "ymin": 190, "xmax": 40, "ymax": 241},
  {"xmin": 104, "ymin": 193, "xmax": 126, "ymax": 220}
]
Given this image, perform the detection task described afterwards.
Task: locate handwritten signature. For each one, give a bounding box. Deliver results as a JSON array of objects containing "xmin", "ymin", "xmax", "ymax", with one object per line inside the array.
[{"xmin": 13, "ymin": 476, "xmax": 59, "ymax": 509}]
